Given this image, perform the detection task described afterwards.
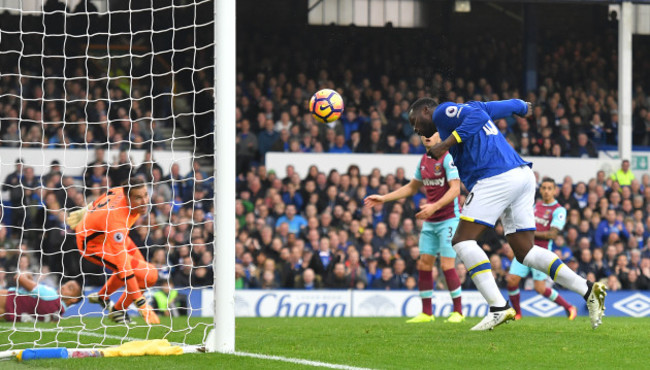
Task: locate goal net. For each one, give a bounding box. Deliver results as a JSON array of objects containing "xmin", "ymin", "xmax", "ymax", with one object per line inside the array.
[{"xmin": 0, "ymin": 0, "xmax": 216, "ymax": 355}]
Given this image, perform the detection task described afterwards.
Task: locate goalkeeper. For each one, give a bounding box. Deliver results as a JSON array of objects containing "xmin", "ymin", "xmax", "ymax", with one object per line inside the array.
[{"xmin": 68, "ymin": 177, "xmax": 159, "ymax": 325}]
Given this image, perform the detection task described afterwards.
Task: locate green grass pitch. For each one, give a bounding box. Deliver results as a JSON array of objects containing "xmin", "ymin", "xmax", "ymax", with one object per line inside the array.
[{"xmin": 1, "ymin": 316, "xmax": 648, "ymax": 369}]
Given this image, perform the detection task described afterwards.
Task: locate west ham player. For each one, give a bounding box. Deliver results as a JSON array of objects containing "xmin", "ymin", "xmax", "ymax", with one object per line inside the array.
[
  {"xmin": 0, "ymin": 274, "xmax": 80, "ymax": 322},
  {"xmin": 408, "ymin": 97, "xmax": 606, "ymax": 330},
  {"xmin": 68, "ymin": 177, "xmax": 159, "ymax": 325},
  {"xmin": 365, "ymin": 133, "xmax": 464, "ymax": 324},
  {"xmin": 506, "ymin": 177, "xmax": 577, "ymax": 320}
]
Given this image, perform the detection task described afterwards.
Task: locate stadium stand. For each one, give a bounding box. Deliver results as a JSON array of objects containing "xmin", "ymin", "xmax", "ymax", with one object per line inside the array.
[{"xmin": 1, "ymin": 6, "xmax": 650, "ymax": 296}]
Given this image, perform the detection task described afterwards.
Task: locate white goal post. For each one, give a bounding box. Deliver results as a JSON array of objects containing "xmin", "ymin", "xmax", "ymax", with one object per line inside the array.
[
  {"xmin": 208, "ymin": 0, "xmax": 236, "ymax": 354},
  {"xmin": 0, "ymin": 0, "xmax": 234, "ymax": 357}
]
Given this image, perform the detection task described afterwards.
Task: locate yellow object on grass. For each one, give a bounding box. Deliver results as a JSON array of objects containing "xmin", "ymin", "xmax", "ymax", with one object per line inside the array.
[{"xmin": 102, "ymin": 340, "xmax": 183, "ymax": 357}]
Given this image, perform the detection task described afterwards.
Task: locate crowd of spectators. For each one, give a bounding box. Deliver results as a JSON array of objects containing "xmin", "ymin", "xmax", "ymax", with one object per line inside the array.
[
  {"xmin": 1, "ymin": 8, "xmax": 650, "ymax": 297},
  {"xmin": 0, "ymin": 0, "xmax": 214, "ymax": 153},
  {"xmin": 232, "ymin": 160, "xmax": 650, "ymax": 292},
  {"xmin": 234, "ymin": 28, "xmax": 650, "ymax": 176}
]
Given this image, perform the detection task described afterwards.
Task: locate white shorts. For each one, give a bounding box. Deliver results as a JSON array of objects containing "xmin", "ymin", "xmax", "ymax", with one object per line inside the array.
[{"xmin": 460, "ymin": 165, "xmax": 536, "ymax": 235}]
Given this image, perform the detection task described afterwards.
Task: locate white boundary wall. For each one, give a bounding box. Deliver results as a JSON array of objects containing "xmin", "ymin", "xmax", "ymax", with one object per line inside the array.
[
  {"xmin": 0, "ymin": 148, "xmax": 192, "ymax": 178},
  {"xmin": 266, "ymin": 152, "xmax": 625, "ymax": 183},
  {"xmin": 0, "ymin": 148, "xmax": 192, "ymax": 181}
]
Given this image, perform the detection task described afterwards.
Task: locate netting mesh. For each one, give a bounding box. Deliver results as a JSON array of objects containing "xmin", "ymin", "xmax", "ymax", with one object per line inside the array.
[{"xmin": 0, "ymin": 0, "xmax": 214, "ymax": 351}]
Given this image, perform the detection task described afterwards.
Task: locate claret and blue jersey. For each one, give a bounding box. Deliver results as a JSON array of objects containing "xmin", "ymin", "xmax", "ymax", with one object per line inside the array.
[{"xmin": 432, "ymin": 99, "xmax": 532, "ymax": 191}]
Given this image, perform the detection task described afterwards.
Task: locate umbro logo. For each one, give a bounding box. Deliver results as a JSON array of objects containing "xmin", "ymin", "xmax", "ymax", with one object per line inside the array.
[
  {"xmin": 613, "ymin": 293, "xmax": 650, "ymax": 317},
  {"xmin": 521, "ymin": 295, "xmax": 564, "ymax": 317}
]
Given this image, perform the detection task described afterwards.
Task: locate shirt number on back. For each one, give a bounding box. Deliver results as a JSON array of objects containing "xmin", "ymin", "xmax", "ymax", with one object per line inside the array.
[{"xmin": 482, "ymin": 120, "xmax": 498, "ymax": 136}]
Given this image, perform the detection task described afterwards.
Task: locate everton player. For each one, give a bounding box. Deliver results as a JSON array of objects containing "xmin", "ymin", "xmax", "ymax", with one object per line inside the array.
[
  {"xmin": 365, "ymin": 133, "xmax": 464, "ymax": 324},
  {"xmin": 408, "ymin": 97, "xmax": 606, "ymax": 330},
  {"xmin": 0, "ymin": 273, "xmax": 81, "ymax": 322},
  {"xmin": 506, "ymin": 177, "xmax": 577, "ymax": 320}
]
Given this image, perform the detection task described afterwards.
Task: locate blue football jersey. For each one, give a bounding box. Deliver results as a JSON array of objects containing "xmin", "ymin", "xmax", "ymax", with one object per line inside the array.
[{"xmin": 432, "ymin": 99, "xmax": 531, "ymax": 191}]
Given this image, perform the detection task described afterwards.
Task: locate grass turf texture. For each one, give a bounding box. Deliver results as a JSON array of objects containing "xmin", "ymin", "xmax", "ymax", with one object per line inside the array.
[{"xmin": 1, "ymin": 316, "xmax": 648, "ymax": 369}]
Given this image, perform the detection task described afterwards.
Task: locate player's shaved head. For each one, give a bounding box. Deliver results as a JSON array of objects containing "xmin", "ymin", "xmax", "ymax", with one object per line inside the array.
[
  {"xmin": 409, "ymin": 97, "xmax": 438, "ymax": 114},
  {"xmin": 408, "ymin": 97, "xmax": 438, "ymax": 138}
]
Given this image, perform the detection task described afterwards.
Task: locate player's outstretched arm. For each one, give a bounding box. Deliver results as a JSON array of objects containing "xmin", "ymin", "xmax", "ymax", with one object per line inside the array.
[
  {"xmin": 416, "ymin": 179, "xmax": 460, "ymax": 220},
  {"xmin": 483, "ymin": 99, "xmax": 531, "ymax": 120},
  {"xmin": 363, "ymin": 179, "xmax": 422, "ymax": 208}
]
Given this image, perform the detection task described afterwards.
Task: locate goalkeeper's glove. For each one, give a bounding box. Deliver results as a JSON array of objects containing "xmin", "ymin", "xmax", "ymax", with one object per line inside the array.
[
  {"xmin": 66, "ymin": 204, "xmax": 91, "ymax": 229},
  {"xmin": 135, "ymin": 297, "xmax": 160, "ymax": 325}
]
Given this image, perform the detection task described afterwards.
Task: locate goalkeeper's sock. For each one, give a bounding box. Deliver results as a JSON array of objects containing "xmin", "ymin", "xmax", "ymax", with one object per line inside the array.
[
  {"xmin": 522, "ymin": 246, "xmax": 588, "ymax": 296},
  {"xmin": 442, "ymin": 268, "xmax": 462, "ymax": 314},
  {"xmin": 135, "ymin": 297, "xmax": 147, "ymax": 308},
  {"xmin": 453, "ymin": 241, "xmax": 507, "ymax": 308},
  {"xmin": 113, "ymin": 273, "xmax": 143, "ymax": 311},
  {"xmin": 417, "ymin": 269, "xmax": 433, "ymax": 316},
  {"xmin": 98, "ymin": 274, "xmax": 124, "ymax": 299},
  {"xmin": 507, "ymin": 285, "xmax": 521, "ymax": 315},
  {"xmin": 543, "ymin": 288, "xmax": 572, "ymax": 311}
]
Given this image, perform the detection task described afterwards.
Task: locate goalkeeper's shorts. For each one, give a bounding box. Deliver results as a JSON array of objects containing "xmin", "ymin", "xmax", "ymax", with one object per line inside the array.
[{"xmin": 77, "ymin": 235, "xmax": 151, "ymax": 276}]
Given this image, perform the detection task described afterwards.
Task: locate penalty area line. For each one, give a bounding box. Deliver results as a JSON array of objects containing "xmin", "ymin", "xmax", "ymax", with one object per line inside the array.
[{"xmin": 233, "ymin": 351, "xmax": 373, "ymax": 370}]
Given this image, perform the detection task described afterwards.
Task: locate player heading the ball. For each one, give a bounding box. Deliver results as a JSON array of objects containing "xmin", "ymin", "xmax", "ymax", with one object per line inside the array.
[{"xmin": 408, "ymin": 97, "xmax": 606, "ymax": 331}]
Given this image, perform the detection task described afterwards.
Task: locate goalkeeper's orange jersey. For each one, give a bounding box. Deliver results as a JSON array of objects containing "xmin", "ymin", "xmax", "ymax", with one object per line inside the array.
[{"xmin": 76, "ymin": 187, "xmax": 140, "ymax": 251}]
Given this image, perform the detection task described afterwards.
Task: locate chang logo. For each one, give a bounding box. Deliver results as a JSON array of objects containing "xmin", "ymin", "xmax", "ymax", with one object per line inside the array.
[
  {"xmin": 521, "ymin": 295, "xmax": 564, "ymax": 317},
  {"xmin": 613, "ymin": 293, "xmax": 650, "ymax": 317}
]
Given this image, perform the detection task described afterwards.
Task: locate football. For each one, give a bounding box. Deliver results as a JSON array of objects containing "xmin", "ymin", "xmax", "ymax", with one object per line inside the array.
[{"xmin": 309, "ymin": 88, "xmax": 344, "ymax": 123}]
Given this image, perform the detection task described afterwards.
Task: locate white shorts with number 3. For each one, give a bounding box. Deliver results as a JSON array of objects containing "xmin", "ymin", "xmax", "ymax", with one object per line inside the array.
[{"xmin": 460, "ymin": 165, "xmax": 536, "ymax": 235}]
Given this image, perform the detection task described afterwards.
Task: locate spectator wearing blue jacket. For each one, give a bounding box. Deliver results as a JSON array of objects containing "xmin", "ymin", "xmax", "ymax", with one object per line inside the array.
[
  {"xmin": 341, "ymin": 110, "xmax": 365, "ymax": 141},
  {"xmin": 275, "ymin": 204, "xmax": 308, "ymax": 235},
  {"xmin": 329, "ymin": 134, "xmax": 352, "ymax": 153},
  {"xmin": 281, "ymin": 182, "xmax": 304, "ymax": 211},
  {"xmin": 594, "ymin": 209, "xmax": 629, "ymax": 248},
  {"xmin": 257, "ymin": 119, "xmax": 279, "ymax": 163}
]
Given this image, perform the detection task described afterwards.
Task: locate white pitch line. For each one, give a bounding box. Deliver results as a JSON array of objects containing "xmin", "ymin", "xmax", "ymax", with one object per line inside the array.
[
  {"xmin": 233, "ymin": 351, "xmax": 374, "ymax": 370},
  {"xmin": 1, "ymin": 327, "xmax": 374, "ymax": 369}
]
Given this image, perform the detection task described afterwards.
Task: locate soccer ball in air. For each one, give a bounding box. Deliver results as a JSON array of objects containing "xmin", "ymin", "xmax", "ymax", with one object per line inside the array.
[{"xmin": 309, "ymin": 89, "xmax": 344, "ymax": 123}]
